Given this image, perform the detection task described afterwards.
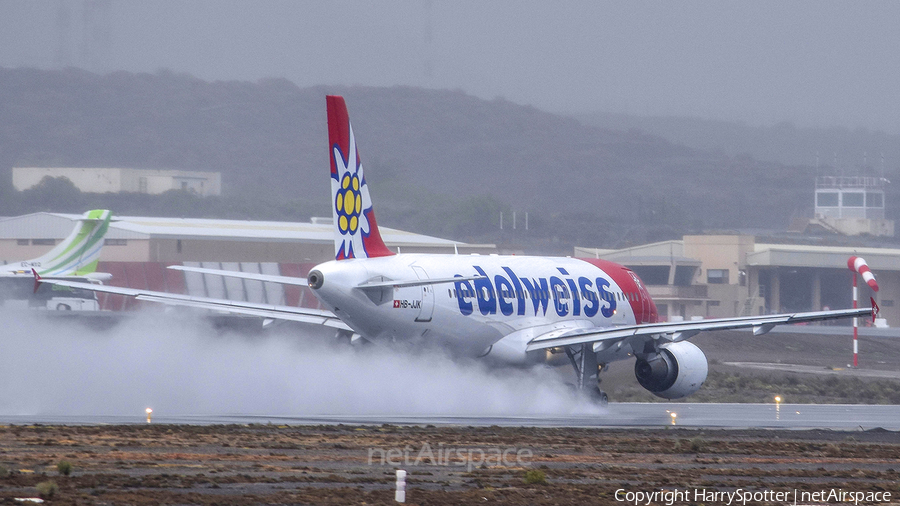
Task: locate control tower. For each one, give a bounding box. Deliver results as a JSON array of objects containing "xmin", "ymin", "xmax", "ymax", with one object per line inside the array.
[{"xmin": 811, "ymin": 176, "xmax": 893, "ymax": 236}]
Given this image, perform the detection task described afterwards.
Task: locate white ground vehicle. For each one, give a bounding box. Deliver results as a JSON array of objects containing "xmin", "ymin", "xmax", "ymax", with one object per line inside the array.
[{"xmin": 0, "ymin": 277, "xmax": 100, "ymax": 311}]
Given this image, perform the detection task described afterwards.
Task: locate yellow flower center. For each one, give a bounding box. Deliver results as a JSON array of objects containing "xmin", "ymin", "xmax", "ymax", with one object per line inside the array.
[{"xmin": 336, "ymin": 173, "xmax": 363, "ymax": 234}]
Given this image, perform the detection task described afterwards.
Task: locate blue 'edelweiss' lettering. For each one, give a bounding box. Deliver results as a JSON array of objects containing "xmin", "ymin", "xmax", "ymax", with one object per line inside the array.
[
  {"xmin": 595, "ymin": 277, "xmax": 616, "ymax": 318},
  {"xmin": 579, "ymin": 277, "xmax": 598, "ymax": 317},
  {"xmin": 502, "ymin": 267, "xmax": 526, "ymax": 316},
  {"xmin": 549, "ymin": 275, "xmax": 567, "ymax": 316},
  {"xmin": 494, "ymin": 274, "xmax": 515, "ymax": 316},
  {"xmin": 473, "ymin": 266, "xmax": 496, "ymax": 316},
  {"xmin": 453, "ymin": 275, "xmax": 474, "ymax": 316},
  {"xmin": 455, "ymin": 266, "xmax": 618, "ymax": 318},
  {"xmin": 521, "ymin": 277, "xmax": 550, "ymax": 316}
]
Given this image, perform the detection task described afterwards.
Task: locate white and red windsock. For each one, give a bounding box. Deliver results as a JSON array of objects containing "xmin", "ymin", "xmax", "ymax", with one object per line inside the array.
[{"xmin": 848, "ymin": 256, "xmax": 879, "ymax": 292}]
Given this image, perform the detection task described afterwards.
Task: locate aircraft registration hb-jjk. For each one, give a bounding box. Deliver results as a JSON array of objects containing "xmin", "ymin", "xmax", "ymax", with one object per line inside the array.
[{"xmin": 38, "ymin": 97, "xmax": 878, "ymax": 403}]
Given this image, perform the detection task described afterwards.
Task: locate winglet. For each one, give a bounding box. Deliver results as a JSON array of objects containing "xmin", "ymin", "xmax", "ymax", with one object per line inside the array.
[
  {"xmin": 32, "ymin": 268, "xmax": 42, "ymax": 293},
  {"xmin": 871, "ymin": 297, "xmax": 879, "ymax": 322}
]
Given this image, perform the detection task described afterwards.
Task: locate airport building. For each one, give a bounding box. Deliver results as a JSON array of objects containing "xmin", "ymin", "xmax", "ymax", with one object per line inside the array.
[
  {"xmin": 0, "ymin": 212, "xmax": 494, "ymax": 263},
  {"xmin": 13, "ymin": 167, "xmax": 222, "ymax": 196},
  {"xmin": 576, "ymin": 173, "xmax": 899, "ymax": 326},
  {"xmin": 0, "ymin": 212, "xmax": 496, "ymax": 311},
  {"xmin": 806, "ymin": 176, "xmax": 893, "ymax": 237},
  {"xmin": 576, "ymin": 235, "xmax": 900, "ymax": 326}
]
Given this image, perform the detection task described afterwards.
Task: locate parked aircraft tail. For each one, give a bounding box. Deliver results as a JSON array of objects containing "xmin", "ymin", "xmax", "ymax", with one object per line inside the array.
[
  {"xmin": 327, "ymin": 95, "xmax": 393, "ymax": 260},
  {"xmin": 27, "ymin": 209, "xmax": 111, "ymax": 276}
]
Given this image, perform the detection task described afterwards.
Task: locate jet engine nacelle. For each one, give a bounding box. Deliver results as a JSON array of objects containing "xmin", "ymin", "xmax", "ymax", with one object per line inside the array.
[{"xmin": 634, "ymin": 341, "xmax": 708, "ymax": 399}]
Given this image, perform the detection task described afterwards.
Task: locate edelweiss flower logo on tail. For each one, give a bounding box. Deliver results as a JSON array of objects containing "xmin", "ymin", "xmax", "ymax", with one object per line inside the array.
[
  {"xmin": 331, "ymin": 125, "xmax": 374, "ymax": 259},
  {"xmin": 326, "ymin": 95, "xmax": 394, "ymax": 260}
]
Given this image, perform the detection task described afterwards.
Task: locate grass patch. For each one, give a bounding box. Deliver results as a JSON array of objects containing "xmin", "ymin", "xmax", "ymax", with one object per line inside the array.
[
  {"xmin": 57, "ymin": 459, "xmax": 73, "ymax": 476},
  {"xmin": 36, "ymin": 480, "xmax": 58, "ymax": 499},
  {"xmin": 690, "ymin": 437, "xmax": 705, "ymax": 453},
  {"xmin": 523, "ymin": 469, "xmax": 548, "ymax": 485}
]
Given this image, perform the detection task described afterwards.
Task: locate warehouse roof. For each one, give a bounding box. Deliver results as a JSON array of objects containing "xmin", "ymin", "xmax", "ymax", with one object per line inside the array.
[
  {"xmin": 748, "ymin": 242, "xmax": 900, "ymax": 270},
  {"xmin": 0, "ymin": 212, "xmax": 492, "ymax": 249}
]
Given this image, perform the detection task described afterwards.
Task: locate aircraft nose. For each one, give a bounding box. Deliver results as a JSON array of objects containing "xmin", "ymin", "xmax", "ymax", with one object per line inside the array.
[{"xmin": 308, "ymin": 270, "xmax": 324, "ymax": 290}]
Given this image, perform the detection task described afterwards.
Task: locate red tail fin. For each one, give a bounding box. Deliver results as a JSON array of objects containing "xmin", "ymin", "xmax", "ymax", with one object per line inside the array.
[{"xmin": 326, "ymin": 95, "xmax": 393, "ymax": 260}]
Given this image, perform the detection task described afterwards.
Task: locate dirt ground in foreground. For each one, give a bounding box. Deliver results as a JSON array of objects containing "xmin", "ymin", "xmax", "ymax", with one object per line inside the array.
[{"xmin": 0, "ymin": 424, "xmax": 898, "ymax": 505}]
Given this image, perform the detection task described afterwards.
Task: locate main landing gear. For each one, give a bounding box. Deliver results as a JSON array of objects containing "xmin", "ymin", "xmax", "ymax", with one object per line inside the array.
[{"xmin": 564, "ymin": 344, "xmax": 608, "ymax": 406}]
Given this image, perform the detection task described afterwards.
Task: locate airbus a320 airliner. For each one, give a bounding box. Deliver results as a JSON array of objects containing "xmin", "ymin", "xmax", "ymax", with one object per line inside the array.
[{"xmin": 38, "ymin": 97, "xmax": 877, "ymax": 403}]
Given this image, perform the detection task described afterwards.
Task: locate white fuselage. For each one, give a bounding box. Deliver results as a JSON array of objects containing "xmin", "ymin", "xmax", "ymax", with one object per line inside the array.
[{"xmin": 309, "ymin": 254, "xmax": 655, "ymax": 362}]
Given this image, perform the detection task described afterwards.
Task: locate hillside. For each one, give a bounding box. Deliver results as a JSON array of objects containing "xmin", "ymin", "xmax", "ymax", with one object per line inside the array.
[
  {"xmin": 0, "ymin": 68, "xmax": 836, "ymax": 252},
  {"xmin": 577, "ymin": 111, "xmax": 900, "ymax": 171}
]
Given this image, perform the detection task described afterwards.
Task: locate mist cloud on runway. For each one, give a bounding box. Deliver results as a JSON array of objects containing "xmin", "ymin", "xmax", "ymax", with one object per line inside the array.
[{"xmin": 0, "ymin": 309, "xmax": 601, "ymax": 418}]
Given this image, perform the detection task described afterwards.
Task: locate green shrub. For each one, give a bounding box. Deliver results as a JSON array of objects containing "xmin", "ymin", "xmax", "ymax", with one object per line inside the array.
[
  {"xmin": 690, "ymin": 437, "xmax": 705, "ymax": 453},
  {"xmin": 524, "ymin": 469, "xmax": 548, "ymax": 485},
  {"xmin": 824, "ymin": 443, "xmax": 842, "ymax": 457},
  {"xmin": 36, "ymin": 480, "xmax": 58, "ymax": 499},
  {"xmin": 57, "ymin": 460, "xmax": 73, "ymax": 476}
]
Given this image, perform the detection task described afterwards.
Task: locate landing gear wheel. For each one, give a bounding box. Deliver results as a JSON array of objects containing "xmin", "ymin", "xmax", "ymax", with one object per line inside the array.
[
  {"xmin": 588, "ymin": 388, "xmax": 609, "ymax": 406},
  {"xmin": 564, "ymin": 344, "xmax": 609, "ymax": 405},
  {"xmin": 598, "ymin": 390, "xmax": 609, "ymax": 406}
]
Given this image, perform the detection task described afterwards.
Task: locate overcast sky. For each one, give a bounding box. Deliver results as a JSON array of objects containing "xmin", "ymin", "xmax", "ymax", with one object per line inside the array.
[{"xmin": 1, "ymin": 1, "xmax": 899, "ymax": 133}]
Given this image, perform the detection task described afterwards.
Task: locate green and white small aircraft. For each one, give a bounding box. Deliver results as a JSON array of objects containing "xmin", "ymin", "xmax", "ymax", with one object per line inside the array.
[{"xmin": 3, "ymin": 209, "xmax": 112, "ymax": 282}]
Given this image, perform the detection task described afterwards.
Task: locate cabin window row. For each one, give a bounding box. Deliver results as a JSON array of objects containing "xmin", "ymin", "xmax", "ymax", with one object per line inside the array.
[{"xmin": 448, "ymin": 288, "xmax": 641, "ymax": 302}]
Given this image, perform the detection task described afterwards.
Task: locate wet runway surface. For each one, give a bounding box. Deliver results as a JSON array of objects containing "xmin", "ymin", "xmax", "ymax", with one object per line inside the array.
[{"xmin": 3, "ymin": 403, "xmax": 898, "ymax": 429}]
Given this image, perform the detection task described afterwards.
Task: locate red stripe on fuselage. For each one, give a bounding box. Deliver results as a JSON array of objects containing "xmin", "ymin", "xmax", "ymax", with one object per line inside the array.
[{"xmin": 578, "ymin": 258, "xmax": 658, "ymax": 324}]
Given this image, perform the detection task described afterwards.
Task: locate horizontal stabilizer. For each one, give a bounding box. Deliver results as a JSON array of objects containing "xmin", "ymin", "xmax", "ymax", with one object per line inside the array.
[
  {"xmin": 356, "ymin": 274, "xmax": 486, "ymax": 291},
  {"xmin": 168, "ymin": 265, "xmax": 307, "ymax": 286}
]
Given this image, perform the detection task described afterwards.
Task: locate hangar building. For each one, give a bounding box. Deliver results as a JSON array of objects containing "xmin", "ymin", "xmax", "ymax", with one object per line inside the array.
[
  {"xmin": 0, "ymin": 212, "xmax": 496, "ymax": 311},
  {"xmin": 0, "ymin": 212, "xmax": 494, "ymax": 263}
]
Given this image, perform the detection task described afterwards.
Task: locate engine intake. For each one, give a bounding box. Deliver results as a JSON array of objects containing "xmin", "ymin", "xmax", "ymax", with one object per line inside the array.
[
  {"xmin": 634, "ymin": 341, "xmax": 708, "ymax": 399},
  {"xmin": 308, "ymin": 270, "xmax": 324, "ymax": 290}
]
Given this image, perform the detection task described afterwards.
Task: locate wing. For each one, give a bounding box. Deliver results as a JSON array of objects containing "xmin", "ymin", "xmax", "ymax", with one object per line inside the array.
[
  {"xmin": 526, "ymin": 302, "xmax": 878, "ymax": 353},
  {"xmin": 37, "ymin": 278, "xmax": 352, "ymax": 331}
]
